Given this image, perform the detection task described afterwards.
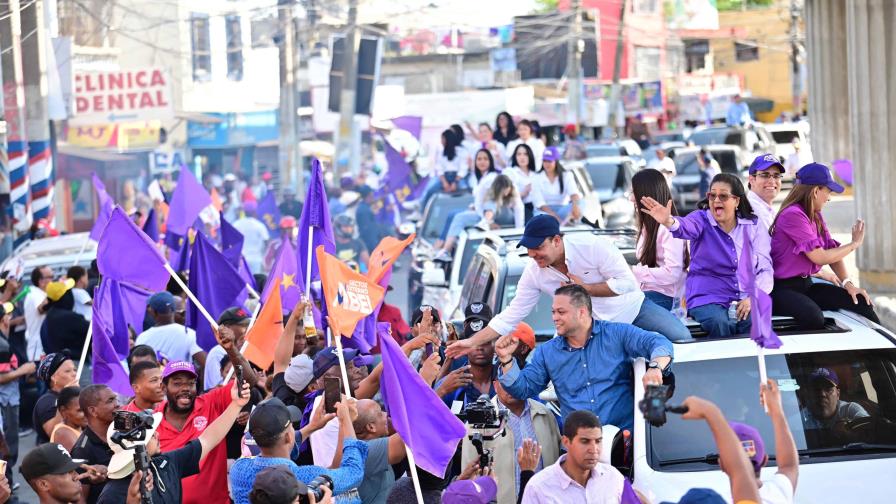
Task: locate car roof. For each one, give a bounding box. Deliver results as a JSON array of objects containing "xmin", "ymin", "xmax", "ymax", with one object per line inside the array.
[
  {"xmin": 582, "ymin": 155, "xmax": 634, "ymax": 164},
  {"xmin": 671, "ymin": 312, "xmax": 895, "ymax": 363}
]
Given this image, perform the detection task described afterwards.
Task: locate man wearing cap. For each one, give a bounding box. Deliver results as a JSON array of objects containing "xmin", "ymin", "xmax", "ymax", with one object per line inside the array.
[
  {"xmin": 746, "ymin": 154, "xmax": 785, "ymax": 231},
  {"xmin": 97, "ymin": 380, "xmax": 250, "ymax": 504},
  {"xmin": 800, "ymin": 367, "xmax": 869, "ymax": 431},
  {"xmin": 230, "ymin": 398, "xmax": 367, "ymax": 504},
  {"xmin": 203, "ymin": 307, "xmax": 258, "ymax": 391},
  {"xmin": 233, "ymin": 200, "xmax": 271, "ymax": 274},
  {"xmin": 509, "ymin": 322, "xmax": 536, "ymax": 364},
  {"xmin": 248, "ymin": 465, "xmax": 332, "ymax": 504},
  {"xmin": 450, "ymin": 214, "xmax": 691, "ymax": 359},
  {"xmin": 41, "ymin": 277, "xmax": 90, "ymax": 356},
  {"xmin": 20, "ymin": 443, "xmax": 86, "ymax": 503},
  {"xmin": 436, "ymin": 302, "xmax": 498, "ymax": 409},
  {"xmin": 443, "ymin": 474, "xmax": 498, "ymax": 504},
  {"xmin": 24, "ymin": 265, "xmax": 53, "ymax": 361},
  {"xmin": 71, "ymin": 384, "xmax": 120, "ymax": 503},
  {"xmin": 278, "ymin": 186, "xmax": 303, "ymax": 219},
  {"xmin": 136, "ymin": 291, "xmax": 206, "ymax": 368}
]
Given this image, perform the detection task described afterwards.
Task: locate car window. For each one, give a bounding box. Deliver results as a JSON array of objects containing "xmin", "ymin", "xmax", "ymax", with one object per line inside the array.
[
  {"xmin": 502, "ymin": 279, "xmax": 556, "ymax": 338},
  {"xmin": 586, "ymin": 145, "xmax": 623, "ymax": 158},
  {"xmin": 421, "ymin": 194, "xmax": 474, "ymax": 242},
  {"xmin": 771, "ymin": 130, "xmax": 799, "ymax": 144},
  {"xmin": 674, "ymin": 152, "xmax": 700, "ymax": 175},
  {"xmin": 710, "ymin": 150, "xmax": 741, "ymax": 174},
  {"xmin": 744, "ymin": 130, "xmax": 760, "ymax": 149},
  {"xmin": 585, "ymin": 162, "xmax": 625, "ymax": 191},
  {"xmin": 688, "ymin": 129, "xmax": 729, "ymax": 146},
  {"xmin": 648, "ymin": 349, "xmax": 896, "ymax": 471},
  {"xmin": 459, "ymin": 256, "xmax": 486, "ymax": 307}
]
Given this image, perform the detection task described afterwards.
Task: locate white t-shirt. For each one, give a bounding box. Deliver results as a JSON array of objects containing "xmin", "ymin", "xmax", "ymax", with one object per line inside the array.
[
  {"xmin": 135, "ymin": 324, "xmax": 203, "ymax": 363},
  {"xmin": 203, "ymin": 345, "xmax": 228, "ymax": 391},
  {"xmin": 309, "ymin": 395, "xmax": 341, "ymax": 467},
  {"xmin": 505, "ymin": 137, "xmax": 546, "ymax": 172},
  {"xmin": 24, "ymin": 288, "xmax": 47, "ymax": 360},
  {"xmin": 71, "ymin": 288, "xmax": 92, "ymax": 321},
  {"xmin": 504, "ymin": 166, "xmax": 546, "ymax": 208},
  {"xmin": 759, "ymin": 473, "xmax": 795, "ymax": 504},
  {"xmin": 535, "ymin": 170, "xmax": 580, "ymax": 206},
  {"xmin": 232, "ymin": 217, "xmax": 270, "ymax": 273},
  {"xmin": 784, "ymin": 149, "xmax": 813, "ymax": 177},
  {"xmin": 434, "ymin": 150, "xmax": 469, "ymax": 179}
]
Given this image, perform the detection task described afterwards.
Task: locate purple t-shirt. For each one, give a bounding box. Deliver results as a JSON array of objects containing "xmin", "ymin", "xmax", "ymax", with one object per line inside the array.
[{"xmin": 770, "ymin": 204, "xmax": 840, "ymax": 278}]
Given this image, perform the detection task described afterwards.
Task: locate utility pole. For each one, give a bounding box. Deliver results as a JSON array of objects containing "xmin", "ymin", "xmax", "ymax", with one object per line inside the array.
[
  {"xmin": 19, "ymin": 0, "xmax": 53, "ymax": 224},
  {"xmin": 278, "ymin": 0, "xmax": 304, "ymax": 198},
  {"xmin": 789, "ymin": 0, "xmax": 802, "ymax": 116},
  {"xmin": 566, "ymin": 0, "xmax": 582, "ymax": 129},
  {"xmin": 607, "ymin": 0, "xmax": 627, "ymax": 138},
  {"xmin": 335, "ymin": 0, "xmax": 359, "ymax": 176},
  {"xmin": 1, "ymin": 0, "xmax": 30, "ymax": 238}
]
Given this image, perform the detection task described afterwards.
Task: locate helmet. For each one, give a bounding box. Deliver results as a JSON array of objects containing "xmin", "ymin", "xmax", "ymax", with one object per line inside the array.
[{"xmin": 334, "ymin": 215, "xmax": 355, "ymax": 239}]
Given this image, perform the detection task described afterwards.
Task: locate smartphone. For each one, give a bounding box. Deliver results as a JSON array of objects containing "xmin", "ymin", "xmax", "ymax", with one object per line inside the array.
[
  {"xmin": 446, "ymin": 322, "xmax": 459, "ymax": 341},
  {"xmin": 235, "ymin": 365, "xmax": 244, "ymax": 398},
  {"xmin": 323, "ymin": 377, "xmax": 341, "ymax": 414},
  {"xmin": 425, "ymin": 343, "xmax": 434, "ymax": 358}
]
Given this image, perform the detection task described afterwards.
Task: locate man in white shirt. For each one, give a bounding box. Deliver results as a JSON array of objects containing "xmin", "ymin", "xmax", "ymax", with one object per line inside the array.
[
  {"xmin": 655, "ymin": 148, "xmax": 677, "ymax": 185},
  {"xmin": 449, "ymin": 215, "xmax": 692, "ymax": 358},
  {"xmin": 232, "ymin": 200, "xmax": 270, "ymax": 274},
  {"xmin": 135, "ymin": 291, "xmax": 206, "ymax": 369},
  {"xmin": 521, "ymin": 410, "xmax": 626, "ymax": 503},
  {"xmin": 746, "ymin": 154, "xmax": 783, "ymax": 231},
  {"xmin": 24, "ymin": 266, "xmax": 53, "ymax": 360},
  {"xmin": 783, "ymin": 138, "xmax": 813, "ymax": 177}
]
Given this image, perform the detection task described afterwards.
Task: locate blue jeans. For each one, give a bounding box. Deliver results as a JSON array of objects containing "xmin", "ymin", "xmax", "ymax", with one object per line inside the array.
[
  {"xmin": 444, "ymin": 210, "xmax": 482, "ymax": 239},
  {"xmin": 689, "ymin": 303, "xmax": 752, "ymax": 338},
  {"xmin": 632, "ymin": 297, "xmax": 693, "ymax": 342},
  {"xmin": 644, "ymin": 291, "xmax": 674, "ymax": 311}
]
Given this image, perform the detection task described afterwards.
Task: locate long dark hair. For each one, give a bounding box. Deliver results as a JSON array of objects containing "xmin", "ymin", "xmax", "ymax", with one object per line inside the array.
[
  {"xmin": 473, "ymin": 148, "xmax": 497, "ymax": 181},
  {"xmin": 770, "ymin": 183, "xmax": 824, "ymax": 236},
  {"xmin": 632, "ymin": 169, "xmax": 689, "ymax": 268},
  {"xmin": 697, "ymin": 173, "xmax": 755, "ymax": 219},
  {"xmin": 441, "ymin": 129, "xmax": 458, "ymax": 161},
  {"xmin": 511, "ymin": 143, "xmax": 535, "ymax": 172},
  {"xmin": 494, "ymin": 111, "xmax": 517, "ymax": 145},
  {"xmin": 542, "ymin": 158, "xmax": 566, "ymax": 193},
  {"xmin": 450, "ymin": 124, "xmax": 465, "ymax": 142}
]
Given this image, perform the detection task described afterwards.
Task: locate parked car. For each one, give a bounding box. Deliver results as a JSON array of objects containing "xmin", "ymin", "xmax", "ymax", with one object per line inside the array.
[
  {"xmin": 669, "ymin": 145, "xmax": 744, "ymax": 212},
  {"xmin": 586, "ymin": 139, "xmax": 646, "ymax": 168},
  {"xmin": 0, "ymin": 232, "xmax": 96, "ymax": 284},
  {"xmin": 629, "ymin": 311, "xmax": 896, "ymax": 503},
  {"xmin": 568, "ymin": 156, "xmax": 638, "ymax": 228},
  {"xmin": 688, "ymin": 125, "xmax": 773, "ymax": 167},
  {"xmin": 764, "ymin": 121, "xmax": 812, "ymax": 160}
]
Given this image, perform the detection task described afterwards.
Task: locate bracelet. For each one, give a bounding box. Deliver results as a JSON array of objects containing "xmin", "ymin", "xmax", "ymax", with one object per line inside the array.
[
  {"xmin": 842, "ymin": 277, "xmax": 856, "ymax": 287},
  {"xmin": 500, "ymin": 358, "xmax": 514, "ymax": 367}
]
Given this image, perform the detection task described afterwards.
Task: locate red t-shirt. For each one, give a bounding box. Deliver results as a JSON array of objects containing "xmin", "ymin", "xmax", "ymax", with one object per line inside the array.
[{"xmin": 156, "ymin": 383, "xmax": 232, "ymax": 504}]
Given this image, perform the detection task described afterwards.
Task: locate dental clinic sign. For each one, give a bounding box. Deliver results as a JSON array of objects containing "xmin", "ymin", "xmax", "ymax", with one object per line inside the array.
[{"xmin": 70, "ymin": 68, "xmax": 174, "ymax": 126}]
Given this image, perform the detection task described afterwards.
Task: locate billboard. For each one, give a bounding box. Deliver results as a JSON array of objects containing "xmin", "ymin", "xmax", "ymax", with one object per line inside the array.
[{"xmin": 71, "ymin": 68, "xmax": 174, "ymax": 126}]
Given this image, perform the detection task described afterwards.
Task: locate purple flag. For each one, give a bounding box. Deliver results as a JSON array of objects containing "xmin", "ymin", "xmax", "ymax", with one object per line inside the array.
[
  {"xmin": 380, "ymin": 329, "xmax": 466, "ymax": 476},
  {"xmin": 261, "ymin": 238, "xmax": 302, "ymax": 312},
  {"xmin": 391, "ymin": 115, "xmax": 423, "ymax": 140},
  {"xmin": 187, "ymin": 232, "xmax": 248, "ymax": 350},
  {"xmin": 239, "ymin": 256, "xmax": 257, "ymax": 290},
  {"xmin": 97, "ymin": 207, "xmax": 170, "ymax": 292},
  {"xmin": 171, "ymin": 233, "xmax": 191, "ymax": 273},
  {"xmin": 257, "ymin": 191, "xmax": 282, "ymax": 236},
  {"xmin": 91, "ymin": 295, "xmax": 133, "ymax": 396},
  {"xmin": 621, "ymin": 480, "xmax": 641, "ymax": 504},
  {"xmin": 297, "ymin": 159, "xmax": 335, "ymax": 290},
  {"xmin": 142, "ymin": 208, "xmax": 159, "ymax": 243},
  {"xmin": 167, "ymin": 168, "xmax": 212, "ymax": 238},
  {"xmin": 738, "ymin": 228, "xmax": 782, "ymax": 349},
  {"xmin": 89, "ymin": 173, "xmax": 114, "ymax": 241},
  {"xmin": 94, "ymin": 278, "xmax": 151, "ymax": 357},
  {"xmin": 220, "ymin": 213, "xmax": 245, "ymax": 268}
]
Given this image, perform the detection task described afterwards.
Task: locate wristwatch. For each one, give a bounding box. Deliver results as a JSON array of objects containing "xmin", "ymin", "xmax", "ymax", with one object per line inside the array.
[{"xmin": 647, "ymin": 361, "xmax": 662, "ymax": 371}]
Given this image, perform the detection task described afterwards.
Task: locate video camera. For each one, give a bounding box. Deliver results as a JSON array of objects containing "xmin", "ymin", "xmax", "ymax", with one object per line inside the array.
[
  {"xmin": 638, "ymin": 385, "xmax": 689, "ymax": 427},
  {"xmin": 459, "ymin": 395, "xmax": 507, "ymax": 469},
  {"xmin": 300, "ymin": 474, "xmax": 333, "ymax": 504},
  {"xmin": 110, "ymin": 410, "xmax": 157, "ymax": 504}
]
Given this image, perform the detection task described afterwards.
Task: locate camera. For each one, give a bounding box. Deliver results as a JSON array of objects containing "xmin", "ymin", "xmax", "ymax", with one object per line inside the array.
[
  {"xmin": 638, "ymin": 384, "xmax": 688, "ymax": 427},
  {"xmin": 113, "ymin": 410, "xmax": 156, "ymax": 439},
  {"xmin": 301, "ymin": 474, "xmax": 333, "ymax": 504},
  {"xmin": 469, "ymin": 432, "xmax": 492, "ymax": 468},
  {"xmin": 459, "ymin": 394, "xmax": 506, "ymax": 428}
]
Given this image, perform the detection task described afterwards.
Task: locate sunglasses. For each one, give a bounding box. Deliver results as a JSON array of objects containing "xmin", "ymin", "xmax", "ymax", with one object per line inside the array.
[{"xmin": 706, "ymin": 192, "xmax": 737, "ymax": 202}]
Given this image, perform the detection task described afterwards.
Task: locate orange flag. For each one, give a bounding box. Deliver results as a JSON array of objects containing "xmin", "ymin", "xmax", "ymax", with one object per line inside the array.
[
  {"xmin": 366, "ymin": 234, "xmax": 415, "ymax": 284},
  {"xmin": 243, "ymin": 278, "xmax": 284, "ymax": 369},
  {"xmin": 317, "ymin": 245, "xmax": 386, "ymax": 337}
]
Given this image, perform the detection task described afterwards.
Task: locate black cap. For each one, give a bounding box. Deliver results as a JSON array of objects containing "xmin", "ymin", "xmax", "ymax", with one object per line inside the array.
[
  {"xmin": 463, "ymin": 302, "xmax": 493, "ymax": 324},
  {"xmin": 249, "ymin": 465, "xmax": 307, "ymax": 504},
  {"xmin": 217, "ymin": 306, "xmax": 251, "ymax": 326},
  {"xmin": 248, "ymin": 398, "xmax": 302, "ymax": 442},
  {"xmin": 20, "ymin": 443, "xmax": 85, "ymax": 481},
  {"xmin": 410, "ymin": 305, "xmax": 442, "ymax": 326}
]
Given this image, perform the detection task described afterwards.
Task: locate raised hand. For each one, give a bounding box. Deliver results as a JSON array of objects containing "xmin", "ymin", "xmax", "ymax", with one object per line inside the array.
[
  {"xmin": 494, "ymin": 334, "xmax": 520, "ymax": 363},
  {"xmin": 517, "ymin": 438, "xmax": 542, "ymax": 472},
  {"xmin": 640, "ymin": 196, "xmax": 674, "ymax": 227},
  {"xmin": 850, "ymin": 219, "xmax": 865, "ymax": 247}
]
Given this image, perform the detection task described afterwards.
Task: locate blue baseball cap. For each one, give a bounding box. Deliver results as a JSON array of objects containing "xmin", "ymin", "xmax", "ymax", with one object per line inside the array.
[
  {"xmin": 517, "ymin": 214, "xmax": 561, "ymax": 249},
  {"xmin": 660, "ymin": 488, "xmax": 727, "ymax": 504},
  {"xmin": 795, "ymin": 162, "xmax": 844, "ymax": 193},
  {"xmin": 749, "ymin": 153, "xmax": 784, "ymax": 174},
  {"xmin": 147, "ymin": 291, "xmax": 176, "ymax": 314},
  {"xmin": 312, "ymin": 346, "xmax": 360, "ymax": 380}
]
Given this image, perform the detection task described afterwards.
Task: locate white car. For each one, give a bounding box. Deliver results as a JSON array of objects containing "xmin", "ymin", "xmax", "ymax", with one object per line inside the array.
[
  {"xmin": 629, "ymin": 311, "xmax": 896, "ymax": 503},
  {"xmin": 0, "ymin": 232, "xmax": 96, "ymax": 283},
  {"xmin": 764, "ymin": 122, "xmax": 811, "ymax": 160}
]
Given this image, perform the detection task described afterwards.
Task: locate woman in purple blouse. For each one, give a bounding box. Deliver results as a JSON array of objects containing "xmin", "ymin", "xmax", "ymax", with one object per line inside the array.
[
  {"xmin": 641, "ymin": 173, "xmax": 773, "ymax": 338},
  {"xmin": 768, "ymin": 163, "xmax": 879, "ymax": 328}
]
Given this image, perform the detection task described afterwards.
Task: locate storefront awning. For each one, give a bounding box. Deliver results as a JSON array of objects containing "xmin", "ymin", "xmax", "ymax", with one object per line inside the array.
[{"xmin": 57, "ymin": 144, "xmax": 136, "ymax": 162}]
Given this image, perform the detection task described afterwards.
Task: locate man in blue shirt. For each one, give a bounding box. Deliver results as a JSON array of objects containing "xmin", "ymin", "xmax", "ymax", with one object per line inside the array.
[
  {"xmin": 726, "ymin": 94, "xmax": 752, "ymax": 127},
  {"xmin": 495, "ymin": 284, "xmax": 673, "ymax": 431}
]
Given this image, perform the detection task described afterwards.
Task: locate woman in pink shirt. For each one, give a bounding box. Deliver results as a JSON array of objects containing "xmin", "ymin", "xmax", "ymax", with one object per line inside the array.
[
  {"xmin": 631, "ymin": 169, "xmax": 689, "ymax": 311},
  {"xmin": 769, "ymin": 163, "xmax": 879, "ymax": 329}
]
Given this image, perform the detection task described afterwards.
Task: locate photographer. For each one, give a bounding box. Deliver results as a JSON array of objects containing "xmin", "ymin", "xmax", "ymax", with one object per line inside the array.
[
  {"xmin": 436, "ymin": 303, "xmax": 497, "ymax": 409},
  {"xmin": 496, "ymin": 285, "xmax": 672, "ymax": 431},
  {"xmin": 97, "ymin": 379, "xmax": 251, "ymax": 504},
  {"xmin": 249, "ymin": 465, "xmax": 333, "ymax": 504},
  {"xmin": 229, "ymin": 398, "xmax": 367, "ymax": 504}
]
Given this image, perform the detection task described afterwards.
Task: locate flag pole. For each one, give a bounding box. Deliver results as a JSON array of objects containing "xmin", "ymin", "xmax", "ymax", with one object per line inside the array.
[
  {"xmin": 404, "ymin": 446, "xmax": 425, "ymax": 504},
  {"xmin": 245, "ymin": 283, "xmax": 260, "ymax": 299},
  {"xmin": 304, "ymin": 227, "xmax": 314, "ymax": 296},
  {"xmin": 333, "ymin": 332, "xmax": 353, "ymax": 398},
  {"xmin": 75, "ymin": 321, "xmax": 94, "ymax": 380},
  {"xmin": 72, "ymin": 236, "xmax": 91, "ymax": 267},
  {"xmin": 163, "ymin": 263, "xmax": 219, "ymax": 331},
  {"xmin": 221, "ymin": 301, "xmax": 262, "ymax": 383},
  {"xmin": 758, "ymin": 346, "xmax": 769, "ymax": 413}
]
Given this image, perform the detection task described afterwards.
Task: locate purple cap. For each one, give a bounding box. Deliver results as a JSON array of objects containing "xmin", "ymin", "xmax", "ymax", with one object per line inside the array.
[
  {"xmin": 542, "ymin": 146, "xmax": 560, "ymax": 162},
  {"xmin": 809, "ymin": 367, "xmax": 839, "ymax": 387},
  {"xmin": 795, "ymin": 162, "xmax": 844, "ymax": 193},
  {"xmin": 162, "ymin": 360, "xmax": 197, "ymax": 380},
  {"xmin": 749, "ymin": 153, "xmax": 783, "ymax": 175},
  {"xmin": 442, "ymin": 476, "xmax": 497, "ymax": 504},
  {"xmin": 728, "ymin": 421, "xmax": 765, "ymax": 473}
]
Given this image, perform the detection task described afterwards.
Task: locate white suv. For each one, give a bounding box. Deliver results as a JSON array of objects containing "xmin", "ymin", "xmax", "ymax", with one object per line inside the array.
[{"xmin": 628, "ymin": 311, "xmax": 896, "ymax": 503}]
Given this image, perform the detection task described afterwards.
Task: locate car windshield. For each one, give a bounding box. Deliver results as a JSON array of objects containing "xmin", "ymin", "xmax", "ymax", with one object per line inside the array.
[
  {"xmin": 420, "ymin": 194, "xmax": 474, "ymax": 242},
  {"xmin": 502, "ymin": 278, "xmax": 556, "ymax": 338},
  {"xmin": 771, "ymin": 130, "xmax": 799, "ymax": 144},
  {"xmin": 674, "ymin": 151, "xmax": 741, "ymax": 176},
  {"xmin": 689, "ymin": 129, "xmax": 744, "ymax": 147},
  {"xmin": 585, "ymin": 162, "xmax": 625, "ymax": 191},
  {"xmin": 649, "ymin": 348, "xmax": 896, "ymax": 471},
  {"xmin": 586, "ymin": 145, "xmax": 623, "ymax": 158}
]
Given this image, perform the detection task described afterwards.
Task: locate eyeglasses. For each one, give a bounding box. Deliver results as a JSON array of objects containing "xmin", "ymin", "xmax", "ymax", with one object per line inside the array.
[
  {"xmin": 706, "ymin": 193, "xmax": 737, "ymax": 202},
  {"xmin": 755, "ymin": 172, "xmax": 784, "ymax": 180}
]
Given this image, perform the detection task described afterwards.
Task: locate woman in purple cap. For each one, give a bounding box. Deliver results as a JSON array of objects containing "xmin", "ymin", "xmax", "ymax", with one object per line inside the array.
[
  {"xmin": 768, "ymin": 162, "xmax": 879, "ymax": 329},
  {"xmin": 534, "ymin": 146, "xmax": 581, "ymax": 225}
]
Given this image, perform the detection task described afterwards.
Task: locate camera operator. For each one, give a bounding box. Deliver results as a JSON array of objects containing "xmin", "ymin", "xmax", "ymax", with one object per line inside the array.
[
  {"xmin": 496, "ymin": 285, "xmax": 672, "ymax": 431},
  {"xmin": 249, "ymin": 465, "xmax": 333, "ymax": 504},
  {"xmin": 71, "ymin": 384, "xmax": 120, "ymax": 504},
  {"xmin": 96, "ymin": 379, "xmax": 251, "ymax": 504},
  {"xmin": 460, "ymin": 378, "xmax": 560, "ymax": 504},
  {"xmin": 229, "ymin": 398, "xmax": 367, "ymax": 504}
]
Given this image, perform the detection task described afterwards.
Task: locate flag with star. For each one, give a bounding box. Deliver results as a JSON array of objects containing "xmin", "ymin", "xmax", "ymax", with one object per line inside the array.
[{"xmin": 261, "ymin": 237, "xmax": 302, "ymax": 312}]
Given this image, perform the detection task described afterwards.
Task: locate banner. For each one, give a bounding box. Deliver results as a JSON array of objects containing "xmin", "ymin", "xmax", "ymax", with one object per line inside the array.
[
  {"xmin": 317, "ymin": 245, "xmax": 385, "ymax": 338},
  {"xmin": 71, "ymin": 68, "xmax": 174, "ymax": 125}
]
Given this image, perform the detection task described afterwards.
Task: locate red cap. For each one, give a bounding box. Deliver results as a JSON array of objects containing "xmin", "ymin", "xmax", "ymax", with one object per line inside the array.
[{"xmin": 511, "ymin": 322, "xmax": 535, "ymax": 350}]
